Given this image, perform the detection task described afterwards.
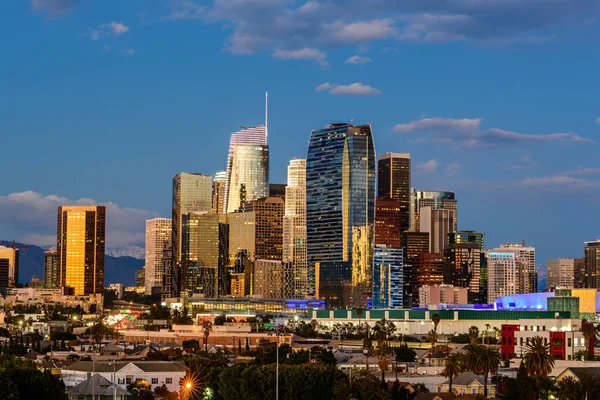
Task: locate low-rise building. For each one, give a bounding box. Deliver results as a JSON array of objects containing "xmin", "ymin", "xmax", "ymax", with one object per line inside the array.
[
  {"xmin": 435, "ymin": 371, "xmax": 496, "ymax": 398},
  {"xmin": 61, "ymin": 361, "xmax": 187, "ymax": 394},
  {"xmin": 419, "ymin": 285, "xmax": 468, "ymax": 306}
]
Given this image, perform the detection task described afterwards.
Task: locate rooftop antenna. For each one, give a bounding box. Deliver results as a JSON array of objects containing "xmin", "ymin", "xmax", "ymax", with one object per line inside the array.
[{"xmin": 265, "ymin": 92, "xmax": 268, "ymax": 139}]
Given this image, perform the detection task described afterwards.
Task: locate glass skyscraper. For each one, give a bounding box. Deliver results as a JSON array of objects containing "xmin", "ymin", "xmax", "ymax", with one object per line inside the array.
[
  {"xmin": 223, "ymin": 126, "xmax": 269, "ymax": 213},
  {"xmin": 377, "ymin": 153, "xmax": 410, "ymax": 233},
  {"xmin": 306, "ymin": 123, "xmax": 375, "ymax": 308},
  {"xmin": 372, "ymin": 246, "xmax": 403, "ymax": 309}
]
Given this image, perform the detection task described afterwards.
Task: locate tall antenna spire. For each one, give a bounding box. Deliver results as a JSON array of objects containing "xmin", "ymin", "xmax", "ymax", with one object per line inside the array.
[{"xmin": 265, "ymin": 92, "xmax": 268, "ymax": 139}]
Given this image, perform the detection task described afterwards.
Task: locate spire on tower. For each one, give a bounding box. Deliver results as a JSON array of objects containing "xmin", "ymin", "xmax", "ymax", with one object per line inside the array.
[{"xmin": 265, "ymin": 92, "xmax": 269, "ymax": 139}]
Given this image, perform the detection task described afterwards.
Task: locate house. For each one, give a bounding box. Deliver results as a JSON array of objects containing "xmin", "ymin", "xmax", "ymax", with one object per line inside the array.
[
  {"xmin": 61, "ymin": 361, "xmax": 187, "ymax": 393},
  {"xmin": 67, "ymin": 374, "xmax": 130, "ymax": 400},
  {"xmin": 554, "ymin": 367, "xmax": 600, "ymax": 383},
  {"xmin": 435, "ymin": 371, "xmax": 496, "ymax": 398},
  {"xmin": 414, "ymin": 393, "xmax": 456, "ymax": 400},
  {"xmin": 100, "ymin": 343, "xmax": 125, "ymax": 356}
]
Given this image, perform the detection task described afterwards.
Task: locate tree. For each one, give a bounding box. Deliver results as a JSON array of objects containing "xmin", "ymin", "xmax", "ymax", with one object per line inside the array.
[
  {"xmin": 464, "ymin": 344, "xmax": 499, "ymax": 398},
  {"xmin": 362, "ymin": 337, "xmax": 372, "ymax": 370},
  {"xmin": 523, "ymin": 336, "xmax": 555, "ymax": 400},
  {"xmin": 350, "ymin": 369, "xmax": 391, "ymax": 400},
  {"xmin": 553, "ymin": 376, "xmax": 582, "ymax": 400},
  {"xmin": 373, "ymin": 319, "xmax": 396, "ymax": 346},
  {"xmin": 468, "ymin": 326, "xmax": 479, "ymax": 345},
  {"xmin": 426, "ymin": 329, "xmax": 437, "ymax": 365},
  {"xmin": 127, "ymin": 380, "xmax": 153, "ymax": 400},
  {"xmin": 431, "ymin": 314, "xmax": 441, "ymax": 333},
  {"xmin": 0, "ymin": 355, "xmax": 67, "ymax": 400},
  {"xmin": 442, "ymin": 354, "xmax": 462, "ymax": 394},
  {"xmin": 394, "ymin": 343, "xmax": 416, "ymax": 362},
  {"xmin": 202, "ymin": 321, "xmax": 213, "ymax": 351},
  {"xmin": 154, "ymin": 384, "xmax": 178, "ymax": 400}
]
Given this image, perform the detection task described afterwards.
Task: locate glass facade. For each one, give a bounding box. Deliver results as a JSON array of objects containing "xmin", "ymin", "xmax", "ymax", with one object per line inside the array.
[
  {"xmin": 409, "ymin": 253, "xmax": 445, "ymax": 306},
  {"xmin": 375, "ymin": 197, "xmax": 402, "ymax": 248},
  {"xmin": 315, "ymin": 261, "xmax": 352, "ymax": 310},
  {"xmin": 249, "ymin": 197, "xmax": 284, "ymax": 261},
  {"xmin": 377, "ymin": 153, "xmax": 410, "ymax": 233},
  {"xmin": 224, "ymin": 126, "xmax": 269, "ymax": 213},
  {"xmin": 306, "ymin": 123, "xmax": 375, "ymax": 309},
  {"xmin": 43, "ymin": 250, "xmax": 59, "ymax": 288},
  {"xmin": 57, "ymin": 206, "xmax": 106, "ymax": 295},
  {"xmin": 372, "ymin": 246, "xmax": 403, "ymax": 309},
  {"xmin": 212, "ymin": 171, "xmax": 227, "ymax": 215},
  {"xmin": 0, "ymin": 247, "xmax": 19, "ymax": 288},
  {"xmin": 145, "ymin": 218, "xmax": 172, "ymax": 295},
  {"xmin": 411, "ymin": 189, "xmax": 457, "ymax": 232},
  {"xmin": 584, "ymin": 241, "xmax": 600, "ymax": 289}
]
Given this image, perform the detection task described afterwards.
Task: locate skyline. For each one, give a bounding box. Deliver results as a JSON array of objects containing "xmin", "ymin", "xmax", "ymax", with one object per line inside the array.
[{"xmin": 1, "ymin": 1, "xmax": 600, "ymax": 275}]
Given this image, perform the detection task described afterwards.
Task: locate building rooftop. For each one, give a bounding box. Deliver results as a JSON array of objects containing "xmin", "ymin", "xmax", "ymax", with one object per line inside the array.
[
  {"xmin": 67, "ymin": 374, "xmax": 129, "ymax": 396},
  {"xmin": 65, "ymin": 361, "xmax": 188, "ymax": 373}
]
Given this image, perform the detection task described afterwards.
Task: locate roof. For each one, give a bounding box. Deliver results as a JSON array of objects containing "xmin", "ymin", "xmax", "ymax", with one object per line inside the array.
[
  {"xmin": 101, "ymin": 344, "xmax": 124, "ymax": 352},
  {"xmin": 414, "ymin": 393, "xmax": 456, "ymax": 400},
  {"xmin": 442, "ymin": 371, "xmax": 485, "ymax": 387},
  {"xmin": 429, "ymin": 351, "xmax": 448, "ymax": 359},
  {"xmin": 67, "ymin": 374, "xmax": 129, "ymax": 396},
  {"xmin": 65, "ymin": 361, "xmax": 188, "ymax": 373},
  {"xmin": 559, "ymin": 367, "xmax": 600, "ymax": 380}
]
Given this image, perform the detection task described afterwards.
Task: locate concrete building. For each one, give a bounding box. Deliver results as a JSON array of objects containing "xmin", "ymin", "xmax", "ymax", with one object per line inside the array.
[
  {"xmin": 419, "ymin": 285, "xmax": 468, "ymax": 306},
  {"xmin": 547, "ymin": 258, "xmax": 575, "ymax": 289},
  {"xmin": 420, "ymin": 208, "xmax": 455, "ymax": 254},
  {"xmin": 57, "ymin": 206, "xmax": 106, "ymax": 295},
  {"xmin": 252, "ymin": 260, "xmax": 294, "ymax": 299},
  {"xmin": 377, "ymin": 152, "xmax": 411, "ymax": 234},
  {"xmin": 411, "ymin": 190, "xmax": 457, "ymax": 232},
  {"xmin": 0, "ymin": 246, "xmax": 19, "ymax": 288},
  {"xmin": 584, "ymin": 240, "xmax": 600, "ymax": 288},
  {"xmin": 43, "ymin": 250, "xmax": 59, "ymax": 288},
  {"xmin": 144, "ymin": 218, "xmax": 172, "ymax": 295},
  {"xmin": 486, "ymin": 242, "xmax": 536, "ymax": 303}
]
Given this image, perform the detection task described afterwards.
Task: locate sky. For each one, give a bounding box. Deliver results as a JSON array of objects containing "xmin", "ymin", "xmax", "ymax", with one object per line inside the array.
[{"xmin": 1, "ymin": 0, "xmax": 599, "ymax": 271}]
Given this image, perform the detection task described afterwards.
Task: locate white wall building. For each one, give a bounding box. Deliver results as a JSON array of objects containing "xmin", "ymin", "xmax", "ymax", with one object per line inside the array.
[
  {"xmin": 61, "ymin": 361, "xmax": 187, "ymax": 393},
  {"xmin": 419, "ymin": 284, "xmax": 468, "ymax": 306},
  {"xmin": 486, "ymin": 241, "xmax": 536, "ymax": 303},
  {"xmin": 145, "ymin": 218, "xmax": 173, "ymax": 295},
  {"xmin": 547, "ymin": 258, "xmax": 575, "ymax": 289}
]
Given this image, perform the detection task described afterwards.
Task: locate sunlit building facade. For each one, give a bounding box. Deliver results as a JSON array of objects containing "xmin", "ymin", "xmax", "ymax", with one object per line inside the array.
[
  {"xmin": 547, "ymin": 258, "xmax": 575, "ymax": 289},
  {"xmin": 409, "ymin": 252, "xmax": 445, "ymax": 306},
  {"xmin": 377, "ymin": 153, "xmax": 411, "ymax": 234},
  {"xmin": 145, "ymin": 218, "xmax": 172, "ymax": 295},
  {"xmin": 486, "ymin": 252, "xmax": 518, "ymax": 304},
  {"xmin": 375, "ymin": 197, "xmax": 402, "ymax": 248},
  {"xmin": 57, "ymin": 205, "xmax": 106, "ymax": 295},
  {"xmin": 411, "ymin": 190, "xmax": 457, "ymax": 232},
  {"xmin": 283, "ymin": 159, "xmax": 308, "ymax": 298},
  {"xmin": 212, "ymin": 171, "xmax": 227, "ymax": 214},
  {"xmin": 0, "ymin": 246, "xmax": 19, "ymax": 288},
  {"xmin": 223, "ymin": 126, "xmax": 269, "ymax": 213},
  {"xmin": 306, "ymin": 123, "xmax": 375, "ymax": 309}
]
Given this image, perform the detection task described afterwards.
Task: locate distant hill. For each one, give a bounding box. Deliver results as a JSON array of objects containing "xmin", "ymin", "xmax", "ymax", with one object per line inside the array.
[{"xmin": 0, "ymin": 241, "xmax": 144, "ymax": 287}]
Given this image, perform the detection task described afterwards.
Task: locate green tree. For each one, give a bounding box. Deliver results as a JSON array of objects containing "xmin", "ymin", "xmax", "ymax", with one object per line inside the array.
[
  {"xmin": 468, "ymin": 326, "xmax": 479, "ymax": 344},
  {"xmin": 0, "ymin": 355, "xmax": 67, "ymax": 400},
  {"xmin": 373, "ymin": 318, "xmax": 396, "ymax": 345},
  {"xmin": 442, "ymin": 354, "xmax": 462, "ymax": 394},
  {"xmin": 523, "ymin": 336, "xmax": 555, "ymax": 400},
  {"xmin": 554, "ymin": 376, "xmax": 582, "ymax": 400},
  {"xmin": 202, "ymin": 320, "xmax": 213, "ymax": 351},
  {"xmin": 350, "ymin": 369, "xmax": 391, "ymax": 400},
  {"xmin": 127, "ymin": 379, "xmax": 153, "ymax": 400},
  {"xmin": 394, "ymin": 343, "xmax": 416, "ymax": 362},
  {"xmin": 464, "ymin": 344, "xmax": 499, "ymax": 398},
  {"xmin": 431, "ymin": 314, "xmax": 441, "ymax": 333},
  {"xmin": 154, "ymin": 384, "xmax": 178, "ymax": 400}
]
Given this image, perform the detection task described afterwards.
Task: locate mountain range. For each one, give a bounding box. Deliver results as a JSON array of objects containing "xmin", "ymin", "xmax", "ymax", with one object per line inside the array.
[{"xmin": 0, "ymin": 241, "xmax": 144, "ymax": 287}]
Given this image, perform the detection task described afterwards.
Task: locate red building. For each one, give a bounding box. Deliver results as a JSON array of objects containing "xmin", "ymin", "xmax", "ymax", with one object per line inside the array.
[
  {"xmin": 500, "ymin": 324, "xmax": 520, "ymax": 360},
  {"xmin": 375, "ymin": 197, "xmax": 402, "ymax": 248}
]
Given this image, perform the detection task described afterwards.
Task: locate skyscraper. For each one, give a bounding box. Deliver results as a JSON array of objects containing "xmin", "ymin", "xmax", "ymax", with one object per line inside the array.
[
  {"xmin": 584, "ymin": 240, "xmax": 600, "ymax": 288},
  {"xmin": 223, "ymin": 99, "xmax": 270, "ymax": 214},
  {"xmin": 409, "ymin": 252, "xmax": 445, "ymax": 306},
  {"xmin": 172, "ymin": 172, "xmax": 212, "ymax": 296},
  {"xmin": 375, "ymin": 197, "xmax": 402, "ymax": 248},
  {"xmin": 57, "ymin": 205, "xmax": 106, "ymax": 295},
  {"xmin": 497, "ymin": 241, "xmax": 536, "ymax": 294},
  {"xmin": 44, "ymin": 250, "xmax": 59, "ymax": 288},
  {"xmin": 377, "ymin": 153, "xmax": 410, "ymax": 233},
  {"xmin": 547, "ymin": 258, "xmax": 575, "ymax": 289},
  {"xmin": 306, "ymin": 123, "xmax": 375, "ymax": 308},
  {"xmin": 145, "ymin": 218, "xmax": 172, "ymax": 295},
  {"xmin": 0, "ymin": 246, "xmax": 19, "ymax": 288},
  {"xmin": 181, "ymin": 211, "xmax": 229, "ymax": 297},
  {"xmin": 250, "ymin": 197, "xmax": 284, "ymax": 261},
  {"xmin": 446, "ymin": 231, "xmax": 485, "ymax": 303},
  {"xmin": 402, "ymin": 231, "xmax": 430, "ymax": 308},
  {"xmin": 283, "ymin": 158, "xmax": 308, "ymax": 298},
  {"xmin": 420, "ymin": 208, "xmax": 455, "ymax": 254},
  {"xmin": 212, "ymin": 171, "xmax": 227, "ymax": 214},
  {"xmin": 486, "ymin": 241, "xmax": 536, "ymax": 303},
  {"xmin": 372, "ymin": 245, "xmax": 403, "ymax": 309},
  {"xmin": 574, "ymin": 257, "xmax": 586, "ymax": 288},
  {"xmin": 411, "ymin": 190, "xmax": 457, "ymax": 232}
]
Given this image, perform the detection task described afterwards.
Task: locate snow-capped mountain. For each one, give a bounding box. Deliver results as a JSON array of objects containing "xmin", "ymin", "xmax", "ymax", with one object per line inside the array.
[{"xmin": 106, "ymin": 245, "xmax": 145, "ymax": 260}]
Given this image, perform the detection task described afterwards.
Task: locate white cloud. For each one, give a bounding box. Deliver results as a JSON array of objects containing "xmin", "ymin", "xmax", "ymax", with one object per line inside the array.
[
  {"xmin": 446, "ymin": 163, "xmax": 460, "ymax": 176},
  {"xmin": 325, "ymin": 19, "xmax": 398, "ymax": 44},
  {"xmin": 596, "ymin": 117, "xmax": 600, "ymax": 123},
  {"xmin": 345, "ymin": 55, "xmax": 373, "ymax": 65},
  {"xmin": 416, "ymin": 159, "xmax": 439, "ymax": 174},
  {"xmin": 30, "ymin": 0, "xmax": 79, "ymax": 18},
  {"xmin": 315, "ymin": 82, "xmax": 334, "ymax": 92},
  {"xmin": 395, "ymin": 116, "xmax": 594, "ymax": 148},
  {"xmin": 565, "ymin": 168, "xmax": 600, "ymax": 176},
  {"xmin": 521, "ymin": 176, "xmax": 585, "ymax": 186},
  {"xmin": 162, "ymin": 0, "xmax": 205, "ymax": 21},
  {"xmin": 0, "ymin": 191, "xmax": 158, "ymax": 249},
  {"xmin": 272, "ymin": 48, "xmax": 329, "ymax": 68},
  {"xmin": 329, "ymin": 83, "xmax": 381, "ymax": 96},
  {"xmin": 120, "ymin": 48, "xmax": 136, "ymax": 55},
  {"xmin": 87, "ymin": 21, "xmax": 130, "ymax": 41}
]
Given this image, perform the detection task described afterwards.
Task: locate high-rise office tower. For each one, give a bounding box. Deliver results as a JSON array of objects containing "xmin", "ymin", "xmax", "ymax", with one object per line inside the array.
[
  {"xmin": 547, "ymin": 258, "xmax": 575, "ymax": 289},
  {"xmin": 574, "ymin": 257, "xmax": 586, "ymax": 288},
  {"xmin": 283, "ymin": 159, "xmax": 308, "ymax": 298},
  {"xmin": 420, "ymin": 208, "xmax": 455, "ymax": 254},
  {"xmin": 411, "ymin": 190, "xmax": 457, "ymax": 232},
  {"xmin": 0, "ymin": 246, "xmax": 19, "ymax": 288},
  {"xmin": 181, "ymin": 212, "xmax": 229, "ymax": 297},
  {"xmin": 306, "ymin": 123, "xmax": 375, "ymax": 308},
  {"xmin": 497, "ymin": 241, "xmax": 536, "ymax": 294},
  {"xmin": 486, "ymin": 251, "xmax": 518, "ymax": 303},
  {"xmin": 160, "ymin": 243, "xmax": 173, "ymax": 299},
  {"xmin": 223, "ymin": 96, "xmax": 270, "ymax": 214},
  {"xmin": 136, "ymin": 268, "xmax": 145, "ymax": 287},
  {"xmin": 57, "ymin": 206, "xmax": 106, "ymax": 295},
  {"xmin": 0, "ymin": 259, "xmax": 8, "ymax": 288},
  {"xmin": 584, "ymin": 240, "xmax": 600, "ymax": 288},
  {"xmin": 409, "ymin": 252, "xmax": 445, "ymax": 306},
  {"xmin": 375, "ymin": 197, "xmax": 402, "ymax": 248},
  {"xmin": 446, "ymin": 231, "xmax": 485, "ymax": 303},
  {"xmin": 172, "ymin": 172, "xmax": 213, "ymax": 296},
  {"xmin": 44, "ymin": 250, "xmax": 59, "ymax": 288},
  {"xmin": 252, "ymin": 260, "xmax": 294, "ymax": 299},
  {"xmin": 212, "ymin": 171, "xmax": 227, "ymax": 214},
  {"xmin": 372, "ymin": 245, "xmax": 403, "ymax": 309},
  {"xmin": 250, "ymin": 197, "xmax": 284, "ymax": 261},
  {"xmin": 449, "ymin": 231, "xmax": 485, "ymax": 250},
  {"xmin": 269, "ymin": 183, "xmax": 286, "ymax": 200},
  {"xmin": 377, "ymin": 153, "xmax": 410, "ymax": 233},
  {"xmin": 145, "ymin": 218, "xmax": 172, "ymax": 295},
  {"xmin": 401, "ymin": 231, "xmax": 430, "ymax": 308}
]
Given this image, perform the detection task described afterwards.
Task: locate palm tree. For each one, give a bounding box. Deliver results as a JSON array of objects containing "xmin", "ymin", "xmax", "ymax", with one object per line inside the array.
[
  {"xmin": 202, "ymin": 321, "xmax": 213, "ymax": 352},
  {"xmin": 373, "ymin": 318, "xmax": 396, "ymax": 346},
  {"xmin": 427, "ymin": 329, "xmax": 438, "ymax": 366},
  {"xmin": 442, "ymin": 354, "xmax": 463, "ymax": 394},
  {"xmin": 523, "ymin": 336, "xmax": 555, "ymax": 400},
  {"xmin": 465, "ymin": 344, "xmax": 499, "ymax": 398},
  {"xmin": 468, "ymin": 326, "xmax": 479, "ymax": 345},
  {"xmin": 432, "ymin": 314, "xmax": 441, "ymax": 333},
  {"xmin": 362, "ymin": 337, "xmax": 372, "ymax": 370}
]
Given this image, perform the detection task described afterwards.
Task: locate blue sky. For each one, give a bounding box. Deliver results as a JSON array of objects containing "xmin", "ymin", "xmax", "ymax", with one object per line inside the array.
[{"xmin": 0, "ymin": 0, "xmax": 599, "ymax": 272}]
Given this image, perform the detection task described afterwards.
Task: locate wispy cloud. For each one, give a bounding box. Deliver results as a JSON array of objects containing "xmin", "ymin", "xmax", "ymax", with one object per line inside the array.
[
  {"xmin": 416, "ymin": 159, "xmax": 439, "ymax": 174},
  {"xmin": 315, "ymin": 82, "xmax": 334, "ymax": 92},
  {"xmin": 596, "ymin": 117, "xmax": 600, "ymax": 124},
  {"xmin": 395, "ymin": 117, "xmax": 594, "ymax": 149},
  {"xmin": 86, "ymin": 21, "xmax": 130, "ymax": 41},
  {"xmin": 521, "ymin": 176, "xmax": 586, "ymax": 186},
  {"xmin": 328, "ymin": 83, "xmax": 381, "ymax": 96},
  {"xmin": 446, "ymin": 163, "xmax": 460, "ymax": 176},
  {"xmin": 345, "ymin": 55, "xmax": 373, "ymax": 65},
  {"xmin": 120, "ymin": 48, "xmax": 136, "ymax": 55},
  {"xmin": 161, "ymin": 0, "xmax": 205, "ymax": 21},
  {"xmin": 272, "ymin": 48, "xmax": 329, "ymax": 68},
  {"xmin": 30, "ymin": 0, "xmax": 79, "ymax": 18}
]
